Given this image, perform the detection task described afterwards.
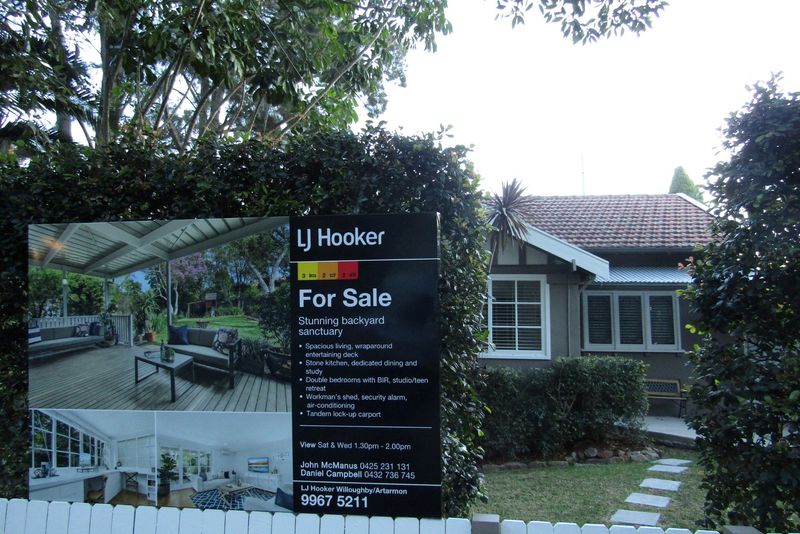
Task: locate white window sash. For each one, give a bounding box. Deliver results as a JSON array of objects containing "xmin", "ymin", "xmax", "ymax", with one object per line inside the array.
[{"xmin": 484, "ymin": 274, "xmax": 550, "ymax": 360}]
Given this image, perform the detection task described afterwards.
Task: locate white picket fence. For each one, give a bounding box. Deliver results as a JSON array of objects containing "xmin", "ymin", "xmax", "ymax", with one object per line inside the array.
[{"xmin": 0, "ymin": 499, "xmax": 739, "ymax": 534}]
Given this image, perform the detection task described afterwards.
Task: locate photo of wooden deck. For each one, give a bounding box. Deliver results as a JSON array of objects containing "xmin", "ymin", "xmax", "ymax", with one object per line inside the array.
[{"xmin": 28, "ymin": 346, "xmax": 292, "ymax": 412}]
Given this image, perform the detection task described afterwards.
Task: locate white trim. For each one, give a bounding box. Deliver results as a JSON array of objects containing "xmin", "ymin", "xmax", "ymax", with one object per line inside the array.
[
  {"xmin": 675, "ymin": 192, "xmax": 710, "ymax": 212},
  {"xmin": 520, "ymin": 223, "xmax": 609, "ymax": 278},
  {"xmin": 482, "ymin": 274, "xmax": 550, "ymax": 360},
  {"xmin": 582, "ymin": 290, "xmax": 682, "ymax": 352}
]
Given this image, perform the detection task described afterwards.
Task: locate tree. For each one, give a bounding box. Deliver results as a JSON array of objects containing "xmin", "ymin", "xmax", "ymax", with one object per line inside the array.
[
  {"xmin": 668, "ymin": 166, "xmax": 703, "ymax": 202},
  {"xmin": 685, "ymin": 77, "xmax": 800, "ymax": 532},
  {"xmin": 146, "ymin": 253, "xmax": 208, "ymax": 321},
  {"xmin": 485, "ymin": 178, "xmax": 529, "ymax": 264},
  {"xmin": 27, "ymin": 268, "xmax": 63, "ymax": 318},
  {"xmin": 495, "ymin": 0, "xmax": 667, "ymax": 40}
]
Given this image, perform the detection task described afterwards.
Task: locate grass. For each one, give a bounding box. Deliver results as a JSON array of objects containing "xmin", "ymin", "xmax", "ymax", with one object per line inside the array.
[
  {"xmin": 472, "ymin": 447, "xmax": 708, "ymax": 529},
  {"xmin": 153, "ymin": 315, "xmax": 265, "ymax": 342}
]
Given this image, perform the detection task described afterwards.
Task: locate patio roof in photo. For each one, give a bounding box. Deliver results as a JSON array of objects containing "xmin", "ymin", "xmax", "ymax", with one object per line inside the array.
[{"xmin": 28, "ymin": 217, "xmax": 288, "ymax": 279}]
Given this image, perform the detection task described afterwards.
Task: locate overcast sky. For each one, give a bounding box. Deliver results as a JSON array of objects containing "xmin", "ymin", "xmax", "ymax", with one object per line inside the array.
[{"xmin": 360, "ymin": 0, "xmax": 800, "ymax": 197}]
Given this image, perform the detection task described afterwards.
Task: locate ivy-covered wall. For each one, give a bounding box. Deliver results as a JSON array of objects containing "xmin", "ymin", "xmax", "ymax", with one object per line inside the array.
[{"xmin": 0, "ymin": 127, "xmax": 488, "ymax": 516}]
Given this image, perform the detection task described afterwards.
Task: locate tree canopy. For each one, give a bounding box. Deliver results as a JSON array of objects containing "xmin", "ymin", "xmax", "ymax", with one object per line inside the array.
[
  {"xmin": 686, "ymin": 77, "xmax": 800, "ymax": 532},
  {"xmin": 2, "ymin": 0, "xmax": 667, "ymax": 153},
  {"xmin": 668, "ymin": 166, "xmax": 703, "ymax": 201}
]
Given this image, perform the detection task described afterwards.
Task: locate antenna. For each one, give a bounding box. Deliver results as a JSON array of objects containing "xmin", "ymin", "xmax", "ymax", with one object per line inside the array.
[{"xmin": 581, "ymin": 153, "xmax": 586, "ymax": 196}]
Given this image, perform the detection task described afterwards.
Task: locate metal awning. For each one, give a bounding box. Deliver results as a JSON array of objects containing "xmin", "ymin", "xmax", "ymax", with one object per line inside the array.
[
  {"xmin": 593, "ymin": 266, "xmax": 692, "ymax": 285},
  {"xmin": 28, "ymin": 217, "xmax": 288, "ymax": 279}
]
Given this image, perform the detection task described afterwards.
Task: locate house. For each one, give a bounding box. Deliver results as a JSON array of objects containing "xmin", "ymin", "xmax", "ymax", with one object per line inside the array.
[{"xmin": 483, "ymin": 193, "xmax": 713, "ymax": 385}]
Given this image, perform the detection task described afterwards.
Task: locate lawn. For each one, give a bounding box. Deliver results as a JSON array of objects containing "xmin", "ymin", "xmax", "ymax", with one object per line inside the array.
[
  {"xmin": 472, "ymin": 447, "xmax": 707, "ymax": 529},
  {"xmin": 156, "ymin": 315, "xmax": 265, "ymax": 341}
]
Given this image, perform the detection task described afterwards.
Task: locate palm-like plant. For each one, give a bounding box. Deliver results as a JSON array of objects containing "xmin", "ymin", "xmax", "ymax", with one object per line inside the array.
[{"xmin": 486, "ymin": 178, "xmax": 529, "ymax": 264}]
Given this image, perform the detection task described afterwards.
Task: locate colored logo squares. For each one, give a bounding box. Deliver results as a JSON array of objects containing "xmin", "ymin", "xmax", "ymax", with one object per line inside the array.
[{"xmin": 297, "ymin": 261, "xmax": 359, "ymax": 281}]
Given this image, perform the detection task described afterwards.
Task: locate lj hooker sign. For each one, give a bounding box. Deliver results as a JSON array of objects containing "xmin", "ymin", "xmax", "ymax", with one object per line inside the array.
[{"xmin": 290, "ymin": 213, "xmax": 441, "ymax": 517}]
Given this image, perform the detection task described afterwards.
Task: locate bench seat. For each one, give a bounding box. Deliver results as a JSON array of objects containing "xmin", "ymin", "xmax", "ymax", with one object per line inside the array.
[
  {"xmin": 29, "ymin": 326, "xmax": 104, "ymax": 363},
  {"xmin": 166, "ymin": 327, "xmax": 240, "ymax": 389}
]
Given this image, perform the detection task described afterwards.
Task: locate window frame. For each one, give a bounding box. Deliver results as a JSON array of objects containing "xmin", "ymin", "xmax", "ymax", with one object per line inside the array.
[
  {"xmin": 483, "ymin": 274, "xmax": 551, "ymax": 360},
  {"xmin": 582, "ymin": 289, "xmax": 681, "ymax": 352}
]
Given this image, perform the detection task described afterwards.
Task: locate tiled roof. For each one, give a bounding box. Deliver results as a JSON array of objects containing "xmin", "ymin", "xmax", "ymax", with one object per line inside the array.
[
  {"xmin": 594, "ymin": 266, "xmax": 692, "ymax": 285},
  {"xmin": 516, "ymin": 194, "xmax": 713, "ymax": 249}
]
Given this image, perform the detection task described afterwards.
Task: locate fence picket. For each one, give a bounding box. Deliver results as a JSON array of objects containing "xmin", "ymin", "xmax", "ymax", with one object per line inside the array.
[
  {"xmin": 154, "ymin": 507, "xmax": 179, "ymax": 534},
  {"xmin": 581, "ymin": 524, "xmax": 608, "ymax": 534},
  {"xmin": 110, "ymin": 505, "xmax": 135, "ymax": 534},
  {"xmin": 319, "ymin": 514, "xmax": 344, "ymax": 534},
  {"xmin": 201, "ymin": 509, "xmax": 225, "ymax": 534},
  {"xmin": 344, "ymin": 515, "xmax": 369, "ymax": 534},
  {"xmin": 223, "ymin": 511, "xmax": 248, "ymax": 534},
  {"xmin": 46, "ymin": 501, "xmax": 71, "ymax": 534},
  {"xmin": 67, "ymin": 503, "xmax": 92, "ymax": 534},
  {"xmin": 528, "ymin": 521, "xmax": 553, "ymax": 534},
  {"xmin": 177, "ymin": 508, "xmax": 202, "ymax": 534},
  {"xmin": 272, "ymin": 512, "xmax": 295, "ymax": 534},
  {"xmin": 296, "ymin": 513, "xmax": 320, "ymax": 534},
  {"xmin": 637, "ymin": 528, "xmax": 664, "ymax": 534},
  {"xmin": 5, "ymin": 498, "xmax": 28, "ymax": 534},
  {"xmin": 420, "ymin": 518, "xmax": 445, "ymax": 534},
  {"xmin": 609, "ymin": 526, "xmax": 637, "ymax": 534},
  {"xmin": 89, "ymin": 504, "xmax": 114, "ymax": 534},
  {"xmin": 25, "ymin": 500, "xmax": 49, "ymax": 534},
  {"xmin": 501, "ymin": 520, "xmax": 526, "ymax": 534},
  {"xmin": 246, "ymin": 512, "xmax": 272, "ymax": 534},
  {"xmin": 395, "ymin": 517, "xmax": 419, "ymax": 534},
  {"xmin": 554, "ymin": 523, "xmax": 580, "ymax": 534},
  {"xmin": 0, "ymin": 498, "xmax": 7, "ymax": 534},
  {"xmin": 444, "ymin": 518, "xmax": 470, "ymax": 534},
  {"xmin": 132, "ymin": 506, "xmax": 157, "ymax": 534},
  {"xmin": 369, "ymin": 516, "xmax": 394, "ymax": 534}
]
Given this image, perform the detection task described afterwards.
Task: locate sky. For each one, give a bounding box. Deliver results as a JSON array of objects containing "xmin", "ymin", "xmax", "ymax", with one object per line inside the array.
[{"xmin": 360, "ymin": 0, "xmax": 800, "ymax": 197}]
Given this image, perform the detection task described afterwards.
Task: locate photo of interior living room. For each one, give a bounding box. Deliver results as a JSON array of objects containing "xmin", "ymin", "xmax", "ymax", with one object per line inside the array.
[
  {"xmin": 155, "ymin": 411, "xmax": 293, "ymax": 512},
  {"xmin": 29, "ymin": 409, "xmax": 157, "ymax": 506}
]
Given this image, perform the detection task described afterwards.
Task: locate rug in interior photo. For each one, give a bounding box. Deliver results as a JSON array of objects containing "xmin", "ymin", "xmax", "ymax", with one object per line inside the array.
[{"xmin": 190, "ymin": 487, "xmax": 275, "ymax": 511}]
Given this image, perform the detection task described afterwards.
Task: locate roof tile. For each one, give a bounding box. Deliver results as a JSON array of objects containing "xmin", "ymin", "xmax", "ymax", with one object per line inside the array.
[{"xmin": 516, "ymin": 194, "xmax": 713, "ymax": 249}]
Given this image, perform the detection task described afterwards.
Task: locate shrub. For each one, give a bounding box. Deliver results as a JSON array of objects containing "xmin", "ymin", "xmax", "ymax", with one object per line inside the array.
[
  {"xmin": 216, "ymin": 305, "xmax": 243, "ymax": 316},
  {"xmin": 257, "ymin": 284, "xmax": 290, "ymax": 354},
  {"xmin": 0, "ymin": 126, "xmax": 487, "ymax": 516},
  {"xmin": 479, "ymin": 357, "xmax": 648, "ymax": 461}
]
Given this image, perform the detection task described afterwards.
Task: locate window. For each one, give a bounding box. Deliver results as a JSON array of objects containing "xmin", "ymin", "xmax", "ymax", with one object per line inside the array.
[
  {"xmin": 484, "ymin": 274, "xmax": 549, "ymax": 359},
  {"xmin": 582, "ymin": 291, "xmax": 681, "ymax": 352},
  {"xmin": 31, "ymin": 410, "xmax": 107, "ymax": 469}
]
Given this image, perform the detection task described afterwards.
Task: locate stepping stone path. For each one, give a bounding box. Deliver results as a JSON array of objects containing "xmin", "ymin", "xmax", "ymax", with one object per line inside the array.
[{"xmin": 612, "ymin": 458, "xmax": 691, "ymax": 527}]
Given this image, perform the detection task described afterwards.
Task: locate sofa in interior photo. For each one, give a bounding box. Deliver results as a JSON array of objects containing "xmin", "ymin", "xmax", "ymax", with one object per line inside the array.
[
  {"xmin": 242, "ymin": 484, "xmax": 294, "ymax": 513},
  {"xmin": 165, "ymin": 326, "xmax": 241, "ymax": 389},
  {"xmin": 28, "ymin": 325, "xmax": 104, "ymax": 363},
  {"xmin": 191, "ymin": 473, "xmax": 232, "ymax": 492}
]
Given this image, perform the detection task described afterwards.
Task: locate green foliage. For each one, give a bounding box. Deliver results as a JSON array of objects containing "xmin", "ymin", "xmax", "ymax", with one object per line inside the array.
[
  {"xmin": 66, "ymin": 272, "xmax": 104, "ymax": 316},
  {"xmin": 479, "ymin": 357, "xmax": 648, "ymax": 461},
  {"xmin": 0, "ymin": 125, "xmax": 487, "ymax": 516},
  {"xmin": 27, "ymin": 268, "xmax": 63, "ymax": 318},
  {"xmin": 486, "ymin": 178, "xmax": 529, "ymax": 263},
  {"xmin": 158, "ymin": 453, "xmax": 179, "ymax": 482},
  {"xmin": 256, "ymin": 283, "xmax": 291, "ymax": 354},
  {"xmin": 685, "ymin": 77, "xmax": 800, "ymax": 532},
  {"xmin": 495, "ymin": 0, "xmax": 667, "ymax": 41},
  {"xmin": 668, "ymin": 166, "xmax": 703, "ymax": 202}
]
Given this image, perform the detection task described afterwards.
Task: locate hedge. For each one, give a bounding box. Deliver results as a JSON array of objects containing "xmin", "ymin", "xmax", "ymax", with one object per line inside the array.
[
  {"xmin": 479, "ymin": 357, "xmax": 648, "ymax": 461},
  {"xmin": 0, "ymin": 126, "xmax": 488, "ymax": 516}
]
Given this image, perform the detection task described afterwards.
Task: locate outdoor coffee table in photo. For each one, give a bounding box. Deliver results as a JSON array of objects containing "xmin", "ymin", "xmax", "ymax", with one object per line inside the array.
[{"xmin": 134, "ymin": 350, "xmax": 195, "ymax": 402}]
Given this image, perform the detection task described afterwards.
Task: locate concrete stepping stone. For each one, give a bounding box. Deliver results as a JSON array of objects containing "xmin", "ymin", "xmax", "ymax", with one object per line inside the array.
[
  {"xmin": 640, "ymin": 478, "xmax": 682, "ymax": 491},
  {"xmin": 648, "ymin": 465, "xmax": 688, "ymax": 474},
  {"xmin": 656, "ymin": 458, "xmax": 692, "ymax": 466},
  {"xmin": 625, "ymin": 492, "xmax": 671, "ymax": 508},
  {"xmin": 610, "ymin": 510, "xmax": 660, "ymax": 526}
]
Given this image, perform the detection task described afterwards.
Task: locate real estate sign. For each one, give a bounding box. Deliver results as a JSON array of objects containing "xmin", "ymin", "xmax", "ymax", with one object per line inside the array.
[{"xmin": 290, "ymin": 213, "xmax": 442, "ymax": 517}]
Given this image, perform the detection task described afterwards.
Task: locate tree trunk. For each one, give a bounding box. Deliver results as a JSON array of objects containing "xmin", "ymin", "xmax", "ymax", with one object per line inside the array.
[{"xmin": 47, "ymin": 5, "xmax": 72, "ymax": 142}]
